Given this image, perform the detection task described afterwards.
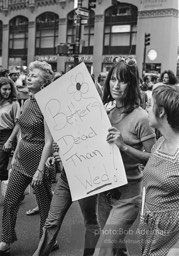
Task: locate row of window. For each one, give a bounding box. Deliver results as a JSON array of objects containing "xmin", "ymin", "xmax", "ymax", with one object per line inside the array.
[{"xmin": 0, "ymin": 3, "xmax": 138, "ymax": 65}]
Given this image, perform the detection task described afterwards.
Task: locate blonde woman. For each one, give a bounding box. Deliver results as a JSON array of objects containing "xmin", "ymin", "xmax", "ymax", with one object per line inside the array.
[{"xmin": 0, "ymin": 61, "xmax": 54, "ymax": 254}]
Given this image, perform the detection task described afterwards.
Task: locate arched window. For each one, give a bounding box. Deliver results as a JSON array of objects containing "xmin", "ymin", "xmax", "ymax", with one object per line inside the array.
[
  {"xmin": 35, "ymin": 12, "xmax": 59, "ymax": 55},
  {"xmin": 9, "ymin": 16, "xmax": 28, "ymax": 66},
  {"xmin": 104, "ymin": 3, "xmax": 138, "ymax": 55},
  {"xmin": 67, "ymin": 10, "xmax": 95, "ymax": 54},
  {"xmin": 0, "ymin": 21, "xmax": 2, "ymax": 57}
]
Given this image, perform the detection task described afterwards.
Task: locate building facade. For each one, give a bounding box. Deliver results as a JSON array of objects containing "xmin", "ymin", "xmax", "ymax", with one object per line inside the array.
[{"xmin": 0, "ymin": 0, "xmax": 178, "ymax": 78}]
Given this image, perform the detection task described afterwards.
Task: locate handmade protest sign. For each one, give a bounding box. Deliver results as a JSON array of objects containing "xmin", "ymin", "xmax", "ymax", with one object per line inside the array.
[{"xmin": 35, "ymin": 62, "xmax": 127, "ymax": 201}]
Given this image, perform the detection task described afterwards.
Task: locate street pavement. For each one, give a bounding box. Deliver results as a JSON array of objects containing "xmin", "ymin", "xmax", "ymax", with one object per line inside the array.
[{"xmin": 0, "ymin": 185, "xmax": 141, "ymax": 256}]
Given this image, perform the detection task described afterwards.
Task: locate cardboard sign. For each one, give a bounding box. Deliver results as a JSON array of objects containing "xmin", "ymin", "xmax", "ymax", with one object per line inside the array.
[{"xmin": 35, "ymin": 62, "xmax": 127, "ymax": 201}]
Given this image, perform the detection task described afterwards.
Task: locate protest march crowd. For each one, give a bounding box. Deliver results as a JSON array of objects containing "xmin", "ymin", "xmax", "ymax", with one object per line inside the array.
[{"xmin": 0, "ymin": 57, "xmax": 179, "ymax": 256}]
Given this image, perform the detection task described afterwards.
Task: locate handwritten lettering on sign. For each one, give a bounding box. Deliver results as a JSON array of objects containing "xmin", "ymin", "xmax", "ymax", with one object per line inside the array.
[{"xmin": 35, "ymin": 62, "xmax": 127, "ymax": 201}]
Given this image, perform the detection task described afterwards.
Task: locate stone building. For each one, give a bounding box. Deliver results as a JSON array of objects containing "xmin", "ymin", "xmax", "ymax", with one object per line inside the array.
[{"xmin": 0, "ymin": 0, "xmax": 178, "ymax": 78}]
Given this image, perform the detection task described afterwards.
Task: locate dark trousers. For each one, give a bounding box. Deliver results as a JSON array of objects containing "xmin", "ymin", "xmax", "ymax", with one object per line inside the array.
[
  {"xmin": 1, "ymin": 169, "xmax": 52, "ymax": 243},
  {"xmin": 0, "ymin": 129, "xmax": 12, "ymax": 181},
  {"xmin": 32, "ymin": 169, "xmax": 101, "ymax": 256}
]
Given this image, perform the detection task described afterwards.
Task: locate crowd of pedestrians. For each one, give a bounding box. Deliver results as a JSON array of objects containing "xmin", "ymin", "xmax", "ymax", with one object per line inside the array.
[{"xmin": 0, "ymin": 58, "xmax": 179, "ymax": 256}]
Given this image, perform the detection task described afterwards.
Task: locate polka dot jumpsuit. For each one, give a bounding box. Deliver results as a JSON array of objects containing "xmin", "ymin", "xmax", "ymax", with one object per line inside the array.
[{"xmin": 1, "ymin": 98, "xmax": 52, "ymax": 243}]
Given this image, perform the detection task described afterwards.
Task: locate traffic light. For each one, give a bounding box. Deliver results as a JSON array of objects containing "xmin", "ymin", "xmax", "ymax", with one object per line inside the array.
[
  {"xmin": 56, "ymin": 43, "xmax": 75, "ymax": 56},
  {"xmin": 88, "ymin": 0, "xmax": 96, "ymax": 9},
  {"xmin": 67, "ymin": 43, "xmax": 76, "ymax": 55},
  {"xmin": 145, "ymin": 33, "xmax": 151, "ymax": 46},
  {"xmin": 56, "ymin": 44, "xmax": 68, "ymax": 56}
]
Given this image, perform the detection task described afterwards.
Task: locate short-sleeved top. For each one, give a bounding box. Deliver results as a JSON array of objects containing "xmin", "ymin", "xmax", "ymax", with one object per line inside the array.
[
  {"xmin": 13, "ymin": 98, "xmax": 45, "ymax": 177},
  {"xmin": 143, "ymin": 136, "xmax": 179, "ymax": 211},
  {"xmin": 108, "ymin": 106, "xmax": 155, "ymax": 181},
  {"xmin": 0, "ymin": 100, "xmax": 20, "ymax": 130}
]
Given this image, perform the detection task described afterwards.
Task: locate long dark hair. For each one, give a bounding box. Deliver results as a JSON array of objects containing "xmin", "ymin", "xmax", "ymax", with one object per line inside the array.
[
  {"xmin": 0, "ymin": 77, "xmax": 17, "ymax": 104},
  {"xmin": 103, "ymin": 61, "xmax": 141, "ymax": 113}
]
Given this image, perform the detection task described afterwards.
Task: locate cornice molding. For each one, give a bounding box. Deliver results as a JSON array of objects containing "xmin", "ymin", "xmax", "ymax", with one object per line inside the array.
[
  {"xmin": 139, "ymin": 8, "xmax": 178, "ymax": 19},
  {"xmin": 36, "ymin": 0, "xmax": 57, "ymax": 7},
  {"xmin": 9, "ymin": 3, "xmax": 27, "ymax": 11},
  {"xmin": 6, "ymin": 0, "xmax": 58, "ymax": 11}
]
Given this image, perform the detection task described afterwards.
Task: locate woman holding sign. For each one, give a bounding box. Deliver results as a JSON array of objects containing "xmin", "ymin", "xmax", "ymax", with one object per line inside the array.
[
  {"xmin": 94, "ymin": 57, "xmax": 156, "ymax": 256},
  {"xmin": 0, "ymin": 61, "xmax": 54, "ymax": 254},
  {"xmin": 32, "ymin": 151, "xmax": 101, "ymax": 256}
]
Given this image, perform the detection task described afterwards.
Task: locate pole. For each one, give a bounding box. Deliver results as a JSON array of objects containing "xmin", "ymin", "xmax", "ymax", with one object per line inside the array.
[
  {"xmin": 74, "ymin": 0, "xmax": 82, "ymax": 67},
  {"xmin": 142, "ymin": 45, "xmax": 146, "ymax": 78}
]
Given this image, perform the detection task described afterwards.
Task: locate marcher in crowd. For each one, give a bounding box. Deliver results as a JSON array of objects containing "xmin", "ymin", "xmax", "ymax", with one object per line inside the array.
[
  {"xmin": 159, "ymin": 69, "xmax": 178, "ymax": 85},
  {"xmin": 139, "ymin": 77, "xmax": 148, "ymax": 110},
  {"xmin": 0, "ymin": 61, "xmax": 54, "ymax": 254},
  {"xmin": 32, "ymin": 164, "xmax": 100, "ymax": 256},
  {"xmin": 31, "ymin": 68, "xmax": 101, "ymax": 256},
  {"xmin": 32, "ymin": 156, "xmax": 100, "ymax": 255},
  {"xmin": 96, "ymin": 72, "xmax": 107, "ymax": 96},
  {"xmin": 9, "ymin": 68, "xmax": 20, "ymax": 85},
  {"xmin": 10, "ymin": 68, "xmax": 29, "ymax": 107},
  {"xmin": 145, "ymin": 82, "xmax": 153, "ymax": 111},
  {"xmin": 139, "ymin": 85, "xmax": 179, "ymax": 256},
  {"xmin": 91, "ymin": 73, "xmax": 103, "ymax": 97},
  {"xmin": 94, "ymin": 58, "xmax": 156, "ymax": 256},
  {"xmin": 153, "ymin": 70, "xmax": 178, "ymax": 139},
  {"xmin": 0, "ymin": 67, "xmax": 9, "ymax": 78},
  {"xmin": 16, "ymin": 75, "xmax": 29, "ymax": 107},
  {"xmin": 0, "ymin": 77, "xmax": 20, "ymax": 183},
  {"xmin": 25, "ymin": 71, "xmax": 65, "ymax": 217},
  {"xmin": 142, "ymin": 75, "xmax": 154, "ymax": 91}
]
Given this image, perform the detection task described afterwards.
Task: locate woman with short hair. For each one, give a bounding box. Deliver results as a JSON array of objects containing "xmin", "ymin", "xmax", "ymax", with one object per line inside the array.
[{"xmin": 139, "ymin": 85, "xmax": 179, "ymax": 256}]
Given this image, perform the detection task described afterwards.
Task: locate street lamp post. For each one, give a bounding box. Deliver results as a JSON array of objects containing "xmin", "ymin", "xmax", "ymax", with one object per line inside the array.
[
  {"xmin": 74, "ymin": 0, "xmax": 82, "ymax": 67},
  {"xmin": 143, "ymin": 45, "xmax": 147, "ymax": 76},
  {"xmin": 142, "ymin": 33, "xmax": 151, "ymax": 76}
]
